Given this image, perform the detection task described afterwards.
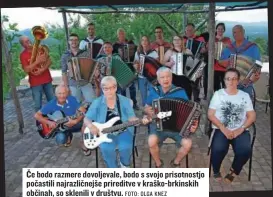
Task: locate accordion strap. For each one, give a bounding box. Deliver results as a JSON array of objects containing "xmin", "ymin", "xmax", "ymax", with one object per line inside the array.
[
  {"xmin": 153, "ymin": 86, "xmax": 183, "ymax": 97},
  {"xmin": 228, "ymin": 41, "xmax": 256, "ymax": 55}
]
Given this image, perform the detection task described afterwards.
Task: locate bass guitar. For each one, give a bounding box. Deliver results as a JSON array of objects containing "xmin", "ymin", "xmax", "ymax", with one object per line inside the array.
[{"xmin": 83, "ymin": 111, "xmax": 172, "ymax": 149}]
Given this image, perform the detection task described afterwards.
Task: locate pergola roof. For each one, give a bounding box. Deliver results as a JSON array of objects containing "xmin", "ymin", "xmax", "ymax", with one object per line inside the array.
[{"xmin": 48, "ymin": 1, "xmax": 267, "ymax": 14}]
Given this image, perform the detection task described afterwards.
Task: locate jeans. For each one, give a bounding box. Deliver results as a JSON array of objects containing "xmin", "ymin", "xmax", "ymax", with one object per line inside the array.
[
  {"xmin": 138, "ymin": 77, "xmax": 152, "ymax": 106},
  {"xmin": 55, "ymin": 122, "xmax": 82, "ymax": 145},
  {"xmin": 31, "ymin": 82, "xmax": 54, "ymax": 112},
  {"xmin": 211, "ymin": 129, "xmax": 251, "ymax": 175},
  {"xmin": 117, "ymin": 81, "xmax": 137, "ymax": 105},
  {"xmin": 99, "ymin": 131, "xmax": 133, "ymax": 168},
  {"xmin": 70, "ymin": 83, "xmax": 95, "ymax": 103}
]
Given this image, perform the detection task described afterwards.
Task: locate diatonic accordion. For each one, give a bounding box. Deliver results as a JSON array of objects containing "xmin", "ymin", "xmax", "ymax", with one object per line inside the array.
[
  {"xmin": 152, "ymin": 98, "xmax": 202, "ymax": 138},
  {"xmin": 229, "ymin": 54, "xmax": 262, "ymax": 82}
]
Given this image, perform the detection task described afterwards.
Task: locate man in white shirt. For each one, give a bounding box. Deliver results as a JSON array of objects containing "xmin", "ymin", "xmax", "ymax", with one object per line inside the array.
[{"xmin": 79, "ymin": 23, "xmax": 104, "ymax": 54}]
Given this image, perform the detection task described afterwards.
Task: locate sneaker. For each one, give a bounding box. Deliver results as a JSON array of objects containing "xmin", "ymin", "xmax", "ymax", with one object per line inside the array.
[
  {"xmin": 120, "ymin": 162, "xmax": 130, "ymax": 168},
  {"xmin": 170, "ymin": 159, "xmax": 180, "ymax": 168},
  {"xmin": 155, "ymin": 159, "xmax": 164, "ymax": 168},
  {"xmin": 133, "ymin": 103, "xmax": 140, "ymax": 110}
]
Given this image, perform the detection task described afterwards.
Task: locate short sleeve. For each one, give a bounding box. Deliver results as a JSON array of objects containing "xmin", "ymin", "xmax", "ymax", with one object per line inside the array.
[
  {"xmin": 252, "ymin": 45, "xmax": 261, "ymax": 61},
  {"xmin": 79, "ymin": 40, "xmax": 86, "ymax": 50},
  {"xmin": 150, "ymin": 51, "xmax": 159, "ymax": 59},
  {"xmin": 244, "ymin": 93, "xmax": 254, "ymax": 112},
  {"xmin": 145, "ymin": 88, "xmax": 157, "ymax": 106},
  {"xmin": 40, "ymin": 102, "xmax": 54, "ymax": 115},
  {"xmin": 209, "ymin": 91, "xmax": 220, "ymax": 110}
]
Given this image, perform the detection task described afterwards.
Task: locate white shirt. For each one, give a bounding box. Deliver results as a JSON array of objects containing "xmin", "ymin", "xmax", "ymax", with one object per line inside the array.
[
  {"xmin": 79, "ymin": 37, "xmax": 104, "ymax": 50},
  {"xmin": 209, "ymin": 89, "xmax": 254, "ymax": 131}
]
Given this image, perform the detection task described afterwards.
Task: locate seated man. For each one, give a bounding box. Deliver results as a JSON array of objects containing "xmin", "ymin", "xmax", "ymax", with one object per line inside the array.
[
  {"xmin": 34, "ymin": 84, "xmax": 85, "ymax": 146},
  {"xmin": 144, "ymin": 67, "xmax": 198, "ymax": 168},
  {"xmin": 84, "ymin": 76, "xmax": 149, "ymax": 168},
  {"xmin": 208, "ymin": 68, "xmax": 256, "ymax": 183}
]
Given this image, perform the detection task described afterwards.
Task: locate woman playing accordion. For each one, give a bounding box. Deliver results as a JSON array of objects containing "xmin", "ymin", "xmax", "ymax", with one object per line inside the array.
[
  {"xmin": 214, "ymin": 23, "xmax": 232, "ymax": 91},
  {"xmin": 133, "ymin": 35, "xmax": 159, "ymax": 107},
  {"xmin": 163, "ymin": 35, "xmax": 194, "ymax": 99}
]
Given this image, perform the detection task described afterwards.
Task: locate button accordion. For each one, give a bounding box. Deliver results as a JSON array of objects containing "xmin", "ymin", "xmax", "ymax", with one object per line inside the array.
[
  {"xmin": 185, "ymin": 38, "xmax": 205, "ymax": 58},
  {"xmin": 139, "ymin": 55, "xmax": 163, "ymax": 84},
  {"xmin": 109, "ymin": 56, "xmax": 138, "ymax": 89},
  {"xmin": 152, "ymin": 97, "xmax": 202, "ymax": 138},
  {"xmin": 118, "ymin": 44, "xmax": 137, "ymax": 63},
  {"xmin": 67, "ymin": 57, "xmax": 102, "ymax": 83},
  {"xmin": 229, "ymin": 54, "xmax": 262, "ymax": 82},
  {"xmin": 86, "ymin": 42, "xmax": 103, "ymax": 59}
]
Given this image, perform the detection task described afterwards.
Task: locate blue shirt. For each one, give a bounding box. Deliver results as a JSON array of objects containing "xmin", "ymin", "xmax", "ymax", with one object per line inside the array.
[
  {"xmin": 40, "ymin": 95, "xmax": 81, "ymax": 116},
  {"xmin": 145, "ymin": 85, "xmax": 189, "ymax": 106},
  {"xmin": 221, "ymin": 39, "xmax": 261, "ymax": 61},
  {"xmin": 85, "ymin": 94, "xmax": 136, "ymax": 135}
]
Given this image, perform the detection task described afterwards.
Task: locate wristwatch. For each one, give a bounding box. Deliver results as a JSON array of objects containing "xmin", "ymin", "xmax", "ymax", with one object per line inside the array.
[{"xmin": 241, "ymin": 125, "xmax": 246, "ymax": 130}]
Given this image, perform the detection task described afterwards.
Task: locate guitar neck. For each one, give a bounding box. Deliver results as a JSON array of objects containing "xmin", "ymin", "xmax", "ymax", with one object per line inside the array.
[
  {"xmin": 56, "ymin": 113, "xmax": 81, "ymax": 125},
  {"xmin": 102, "ymin": 114, "xmax": 157, "ymax": 134}
]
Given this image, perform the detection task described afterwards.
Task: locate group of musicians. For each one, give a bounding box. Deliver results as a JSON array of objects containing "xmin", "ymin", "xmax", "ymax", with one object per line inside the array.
[{"xmin": 19, "ymin": 21, "xmax": 261, "ymax": 183}]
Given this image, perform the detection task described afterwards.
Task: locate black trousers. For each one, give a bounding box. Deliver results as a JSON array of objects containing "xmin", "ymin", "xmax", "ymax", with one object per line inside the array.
[{"xmin": 214, "ymin": 71, "xmax": 225, "ymax": 91}]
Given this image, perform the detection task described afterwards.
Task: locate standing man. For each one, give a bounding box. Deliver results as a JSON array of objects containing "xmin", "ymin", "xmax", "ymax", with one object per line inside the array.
[
  {"xmin": 219, "ymin": 25, "xmax": 261, "ymax": 99},
  {"xmin": 184, "ymin": 23, "xmax": 207, "ymax": 102},
  {"xmin": 61, "ymin": 33, "xmax": 95, "ymax": 103},
  {"xmin": 79, "ymin": 23, "xmax": 104, "ymax": 53},
  {"xmin": 113, "ymin": 28, "xmax": 140, "ymax": 110},
  {"xmin": 19, "ymin": 35, "xmax": 54, "ymax": 113},
  {"xmin": 150, "ymin": 26, "xmax": 172, "ymax": 50}
]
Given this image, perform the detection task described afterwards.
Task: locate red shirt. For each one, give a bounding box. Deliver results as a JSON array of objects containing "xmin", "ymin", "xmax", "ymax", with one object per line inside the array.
[
  {"xmin": 150, "ymin": 40, "xmax": 172, "ymax": 50},
  {"xmin": 20, "ymin": 49, "xmax": 52, "ymax": 87},
  {"xmin": 214, "ymin": 37, "xmax": 232, "ymax": 71}
]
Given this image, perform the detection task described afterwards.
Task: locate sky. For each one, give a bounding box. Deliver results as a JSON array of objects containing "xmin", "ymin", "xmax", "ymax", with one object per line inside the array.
[{"xmin": 1, "ymin": 7, "xmax": 268, "ymax": 30}]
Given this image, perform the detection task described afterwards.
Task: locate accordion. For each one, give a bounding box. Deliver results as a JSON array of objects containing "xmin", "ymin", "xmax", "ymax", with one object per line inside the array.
[
  {"xmin": 110, "ymin": 56, "xmax": 138, "ymax": 89},
  {"xmin": 155, "ymin": 46, "xmax": 170, "ymax": 64},
  {"xmin": 186, "ymin": 38, "xmax": 205, "ymax": 58},
  {"xmin": 215, "ymin": 41, "xmax": 224, "ymax": 60},
  {"xmin": 67, "ymin": 57, "xmax": 102, "ymax": 83},
  {"xmin": 86, "ymin": 42, "xmax": 103, "ymax": 59},
  {"xmin": 170, "ymin": 53, "xmax": 194, "ymax": 76},
  {"xmin": 185, "ymin": 57, "xmax": 207, "ymax": 82},
  {"xmin": 152, "ymin": 98, "xmax": 202, "ymax": 138},
  {"xmin": 229, "ymin": 54, "xmax": 262, "ymax": 82},
  {"xmin": 118, "ymin": 44, "xmax": 137, "ymax": 63},
  {"xmin": 139, "ymin": 55, "xmax": 163, "ymax": 84}
]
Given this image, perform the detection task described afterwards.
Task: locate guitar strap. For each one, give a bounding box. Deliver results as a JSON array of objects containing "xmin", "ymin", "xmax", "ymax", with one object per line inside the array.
[{"xmin": 116, "ymin": 94, "xmax": 122, "ymax": 120}]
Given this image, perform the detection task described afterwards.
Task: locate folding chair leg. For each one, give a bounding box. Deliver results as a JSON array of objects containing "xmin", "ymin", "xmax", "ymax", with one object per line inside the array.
[
  {"xmin": 209, "ymin": 154, "xmax": 212, "ymax": 177},
  {"xmin": 248, "ymin": 152, "xmax": 253, "ymax": 181},
  {"xmin": 149, "ymin": 153, "xmax": 152, "ymax": 168},
  {"xmin": 135, "ymin": 146, "xmax": 139, "ymax": 157},
  {"xmin": 186, "ymin": 155, "xmax": 189, "ymax": 168},
  {"xmin": 95, "ymin": 148, "xmax": 99, "ymax": 168}
]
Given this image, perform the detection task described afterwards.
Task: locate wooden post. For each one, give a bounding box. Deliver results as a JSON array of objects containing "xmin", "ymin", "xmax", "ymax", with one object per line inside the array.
[
  {"xmin": 204, "ymin": 2, "xmax": 215, "ymax": 135},
  {"xmin": 1, "ymin": 24, "xmax": 24, "ymax": 134},
  {"xmin": 62, "ymin": 10, "xmax": 70, "ymax": 50}
]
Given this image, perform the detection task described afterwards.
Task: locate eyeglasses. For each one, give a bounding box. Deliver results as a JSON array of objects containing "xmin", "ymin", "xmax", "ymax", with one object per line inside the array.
[
  {"xmin": 224, "ymin": 77, "xmax": 238, "ymax": 81},
  {"xmin": 155, "ymin": 31, "xmax": 162, "ymax": 34},
  {"xmin": 102, "ymin": 85, "xmax": 116, "ymax": 91}
]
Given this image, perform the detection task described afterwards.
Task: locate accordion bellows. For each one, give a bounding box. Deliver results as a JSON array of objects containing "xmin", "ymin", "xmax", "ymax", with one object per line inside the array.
[{"xmin": 152, "ymin": 98, "xmax": 202, "ymax": 138}]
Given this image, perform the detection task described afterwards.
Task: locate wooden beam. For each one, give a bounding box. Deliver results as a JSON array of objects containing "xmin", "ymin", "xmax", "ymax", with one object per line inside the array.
[
  {"xmin": 204, "ymin": 2, "xmax": 216, "ymax": 135},
  {"xmin": 1, "ymin": 24, "xmax": 24, "ymax": 134},
  {"xmin": 62, "ymin": 10, "xmax": 70, "ymax": 50}
]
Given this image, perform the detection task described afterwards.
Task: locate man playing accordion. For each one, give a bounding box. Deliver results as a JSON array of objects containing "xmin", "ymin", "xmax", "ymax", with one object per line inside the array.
[
  {"xmin": 219, "ymin": 25, "xmax": 261, "ymax": 99},
  {"xmin": 144, "ymin": 67, "xmax": 198, "ymax": 168}
]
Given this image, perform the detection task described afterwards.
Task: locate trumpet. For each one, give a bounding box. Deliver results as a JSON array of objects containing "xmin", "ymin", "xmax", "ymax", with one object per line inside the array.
[{"xmin": 30, "ymin": 26, "xmax": 49, "ymax": 75}]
